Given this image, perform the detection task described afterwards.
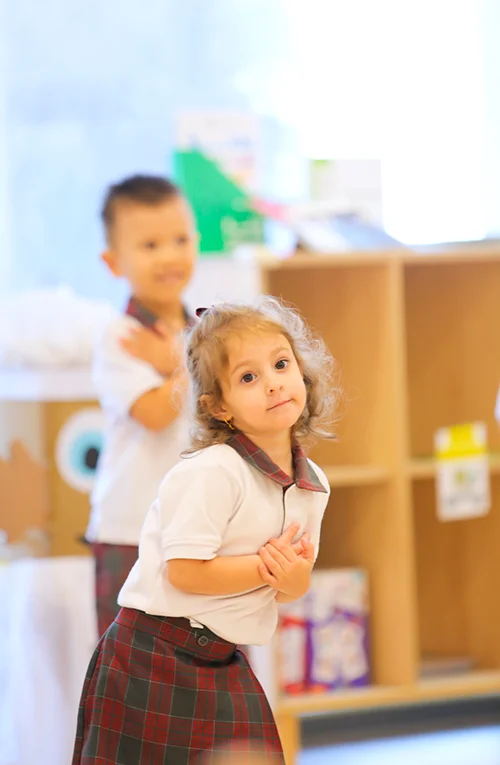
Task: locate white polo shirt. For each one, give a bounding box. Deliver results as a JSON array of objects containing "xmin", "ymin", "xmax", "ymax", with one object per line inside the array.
[
  {"xmin": 118, "ymin": 435, "xmax": 330, "ymax": 645},
  {"xmin": 86, "ymin": 314, "xmax": 191, "ymax": 546}
]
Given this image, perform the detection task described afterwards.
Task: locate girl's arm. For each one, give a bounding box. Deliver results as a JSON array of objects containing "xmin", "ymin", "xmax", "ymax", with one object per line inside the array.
[
  {"xmin": 167, "ymin": 554, "xmax": 264, "ymax": 595},
  {"xmin": 167, "ymin": 524, "xmax": 302, "ymax": 596}
]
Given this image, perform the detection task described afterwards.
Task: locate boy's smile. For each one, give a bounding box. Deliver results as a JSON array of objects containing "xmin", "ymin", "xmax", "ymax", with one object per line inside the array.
[{"xmin": 103, "ymin": 196, "xmax": 197, "ymax": 314}]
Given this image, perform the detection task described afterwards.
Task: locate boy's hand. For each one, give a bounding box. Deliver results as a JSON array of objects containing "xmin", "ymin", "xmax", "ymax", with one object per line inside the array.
[
  {"xmin": 120, "ymin": 321, "xmax": 183, "ymax": 377},
  {"xmin": 258, "ymin": 524, "xmax": 315, "ymax": 599}
]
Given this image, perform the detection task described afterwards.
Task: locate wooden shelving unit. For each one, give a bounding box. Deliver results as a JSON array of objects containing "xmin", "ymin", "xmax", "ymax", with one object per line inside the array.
[
  {"xmin": 408, "ymin": 454, "xmax": 500, "ymax": 480},
  {"xmin": 278, "ymin": 669, "xmax": 500, "ymax": 716},
  {"xmin": 258, "ymin": 247, "xmax": 500, "ymax": 764},
  {"xmin": 321, "ymin": 463, "xmax": 390, "ymax": 487}
]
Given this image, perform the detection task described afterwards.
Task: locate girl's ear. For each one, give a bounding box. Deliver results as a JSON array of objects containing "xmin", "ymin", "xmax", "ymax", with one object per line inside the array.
[{"xmin": 199, "ymin": 394, "xmax": 231, "ymax": 422}]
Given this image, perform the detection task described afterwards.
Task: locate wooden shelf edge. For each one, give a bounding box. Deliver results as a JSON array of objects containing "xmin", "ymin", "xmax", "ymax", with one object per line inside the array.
[
  {"xmin": 322, "ymin": 464, "xmax": 391, "ymax": 487},
  {"xmin": 408, "ymin": 455, "xmax": 500, "ymax": 480},
  {"xmin": 259, "ymin": 250, "xmax": 405, "ymax": 271},
  {"xmin": 277, "ymin": 670, "xmax": 500, "ymax": 717},
  {"xmin": 407, "ymin": 458, "xmax": 436, "ymax": 480},
  {"xmin": 258, "ymin": 246, "xmax": 500, "ymax": 272},
  {"xmin": 403, "ymin": 246, "xmax": 500, "ymax": 266}
]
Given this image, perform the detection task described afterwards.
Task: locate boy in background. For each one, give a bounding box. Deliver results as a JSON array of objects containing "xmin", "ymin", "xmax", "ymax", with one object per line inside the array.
[{"xmin": 86, "ymin": 174, "xmax": 197, "ymax": 635}]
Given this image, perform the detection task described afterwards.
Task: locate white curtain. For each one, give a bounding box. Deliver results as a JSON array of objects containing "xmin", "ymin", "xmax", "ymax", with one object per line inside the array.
[
  {"xmin": 0, "ymin": 0, "xmax": 12, "ymax": 293},
  {"xmin": 282, "ymin": 0, "xmax": 487, "ymax": 245},
  {"xmin": 0, "ymin": 557, "xmax": 98, "ymax": 765}
]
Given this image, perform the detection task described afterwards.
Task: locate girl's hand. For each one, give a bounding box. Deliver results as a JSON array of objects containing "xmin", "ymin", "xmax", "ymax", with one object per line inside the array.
[
  {"xmin": 289, "ymin": 534, "xmax": 315, "ymax": 564},
  {"xmin": 275, "ymin": 523, "xmax": 315, "ymax": 561},
  {"xmin": 258, "ymin": 535, "xmax": 314, "ymax": 600}
]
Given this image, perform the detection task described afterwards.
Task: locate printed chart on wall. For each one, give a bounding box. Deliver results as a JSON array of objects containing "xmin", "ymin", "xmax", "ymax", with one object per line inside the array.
[
  {"xmin": 175, "ymin": 111, "xmax": 260, "ymax": 187},
  {"xmin": 435, "ymin": 422, "xmax": 490, "ymax": 522},
  {"xmin": 173, "ymin": 111, "xmax": 264, "ymax": 254}
]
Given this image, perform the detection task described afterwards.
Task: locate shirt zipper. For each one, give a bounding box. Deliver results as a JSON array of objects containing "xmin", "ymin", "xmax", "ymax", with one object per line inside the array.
[{"xmin": 281, "ymin": 486, "xmax": 290, "ymax": 534}]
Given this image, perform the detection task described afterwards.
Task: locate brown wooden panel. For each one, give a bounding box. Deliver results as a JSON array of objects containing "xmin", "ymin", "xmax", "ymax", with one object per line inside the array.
[{"xmin": 43, "ymin": 401, "xmax": 98, "ymax": 556}]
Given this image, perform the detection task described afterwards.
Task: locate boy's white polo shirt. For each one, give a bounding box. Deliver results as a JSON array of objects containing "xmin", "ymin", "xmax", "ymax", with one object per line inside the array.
[
  {"xmin": 118, "ymin": 434, "xmax": 330, "ymax": 646},
  {"xmin": 86, "ymin": 313, "xmax": 190, "ymax": 546}
]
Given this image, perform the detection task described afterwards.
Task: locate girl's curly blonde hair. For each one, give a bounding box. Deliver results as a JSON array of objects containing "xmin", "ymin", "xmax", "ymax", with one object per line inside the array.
[{"xmin": 183, "ymin": 296, "xmax": 338, "ymax": 452}]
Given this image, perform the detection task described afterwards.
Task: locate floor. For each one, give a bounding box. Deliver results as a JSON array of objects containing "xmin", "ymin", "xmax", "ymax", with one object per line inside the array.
[{"xmin": 301, "ymin": 726, "xmax": 500, "ymax": 764}]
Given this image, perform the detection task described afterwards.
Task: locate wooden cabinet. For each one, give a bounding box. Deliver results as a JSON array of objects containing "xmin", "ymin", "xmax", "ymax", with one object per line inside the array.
[
  {"xmin": 0, "ymin": 369, "xmax": 95, "ymax": 556},
  {"xmin": 259, "ymin": 246, "xmax": 500, "ymax": 762}
]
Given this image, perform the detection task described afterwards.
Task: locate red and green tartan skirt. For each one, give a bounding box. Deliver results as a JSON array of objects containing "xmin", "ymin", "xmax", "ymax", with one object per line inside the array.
[
  {"xmin": 72, "ymin": 607, "xmax": 284, "ymax": 764},
  {"xmin": 91, "ymin": 542, "xmax": 139, "ymax": 637}
]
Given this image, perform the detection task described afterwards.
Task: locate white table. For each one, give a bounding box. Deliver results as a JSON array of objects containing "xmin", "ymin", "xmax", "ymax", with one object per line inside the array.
[{"xmin": 0, "ymin": 557, "xmax": 98, "ymax": 765}]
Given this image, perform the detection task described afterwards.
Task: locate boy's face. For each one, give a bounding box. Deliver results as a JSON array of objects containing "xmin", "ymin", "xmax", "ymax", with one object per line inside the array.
[{"xmin": 102, "ymin": 196, "xmax": 197, "ymax": 307}]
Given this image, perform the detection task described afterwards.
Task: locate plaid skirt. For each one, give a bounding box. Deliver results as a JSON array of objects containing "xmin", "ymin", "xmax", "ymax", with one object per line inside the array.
[
  {"xmin": 72, "ymin": 607, "xmax": 284, "ymax": 765},
  {"xmin": 91, "ymin": 542, "xmax": 139, "ymax": 637}
]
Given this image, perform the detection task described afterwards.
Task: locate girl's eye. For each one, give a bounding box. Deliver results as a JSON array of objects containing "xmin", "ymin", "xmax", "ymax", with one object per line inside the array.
[
  {"xmin": 143, "ymin": 240, "xmax": 158, "ymax": 250},
  {"xmin": 241, "ymin": 372, "xmax": 256, "ymax": 384},
  {"xmin": 176, "ymin": 236, "xmax": 189, "ymax": 245},
  {"xmin": 275, "ymin": 358, "xmax": 289, "ymax": 370}
]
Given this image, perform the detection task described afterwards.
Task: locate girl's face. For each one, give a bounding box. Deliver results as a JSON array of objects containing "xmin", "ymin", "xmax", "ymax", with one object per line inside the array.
[{"xmin": 214, "ymin": 330, "xmax": 307, "ymax": 440}]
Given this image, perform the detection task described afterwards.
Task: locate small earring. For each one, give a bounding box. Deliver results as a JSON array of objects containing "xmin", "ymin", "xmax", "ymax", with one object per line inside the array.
[{"xmin": 224, "ymin": 418, "xmax": 235, "ymax": 431}]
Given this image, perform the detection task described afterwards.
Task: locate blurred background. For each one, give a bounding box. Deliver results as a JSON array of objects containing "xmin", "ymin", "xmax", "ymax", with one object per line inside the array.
[{"xmin": 2, "ymin": 1, "xmax": 500, "ymax": 764}]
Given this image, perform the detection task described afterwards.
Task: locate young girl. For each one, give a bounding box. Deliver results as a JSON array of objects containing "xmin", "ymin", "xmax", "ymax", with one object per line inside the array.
[{"xmin": 72, "ymin": 297, "xmax": 335, "ymax": 765}]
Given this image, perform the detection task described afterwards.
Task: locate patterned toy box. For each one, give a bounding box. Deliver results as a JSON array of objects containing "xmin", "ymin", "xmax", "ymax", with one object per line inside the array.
[{"xmin": 277, "ymin": 569, "xmax": 370, "ymax": 694}]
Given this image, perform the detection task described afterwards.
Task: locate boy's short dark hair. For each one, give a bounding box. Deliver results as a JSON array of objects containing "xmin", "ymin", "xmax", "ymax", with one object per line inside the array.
[{"xmin": 101, "ymin": 174, "xmax": 180, "ymax": 237}]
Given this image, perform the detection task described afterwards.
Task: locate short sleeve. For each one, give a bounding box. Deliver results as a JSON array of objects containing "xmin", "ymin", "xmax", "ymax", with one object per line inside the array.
[
  {"xmin": 93, "ymin": 318, "xmax": 164, "ymax": 417},
  {"xmin": 157, "ymin": 463, "xmax": 241, "ymax": 561},
  {"xmin": 306, "ymin": 463, "xmax": 330, "ymax": 563}
]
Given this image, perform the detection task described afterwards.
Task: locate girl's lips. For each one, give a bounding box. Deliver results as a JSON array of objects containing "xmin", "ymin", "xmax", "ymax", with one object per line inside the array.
[{"xmin": 268, "ymin": 399, "xmax": 292, "ymax": 411}]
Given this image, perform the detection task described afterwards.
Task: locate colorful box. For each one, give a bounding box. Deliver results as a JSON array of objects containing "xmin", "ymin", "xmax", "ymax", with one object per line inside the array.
[{"xmin": 278, "ymin": 569, "xmax": 370, "ymax": 695}]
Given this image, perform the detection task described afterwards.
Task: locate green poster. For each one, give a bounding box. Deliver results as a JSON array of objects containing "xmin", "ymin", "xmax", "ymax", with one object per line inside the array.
[{"xmin": 173, "ymin": 149, "xmax": 264, "ymax": 255}]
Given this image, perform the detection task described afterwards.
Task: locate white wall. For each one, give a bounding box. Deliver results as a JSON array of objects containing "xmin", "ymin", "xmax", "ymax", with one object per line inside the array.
[
  {"xmin": 482, "ymin": 0, "xmax": 500, "ymax": 237},
  {"xmin": 0, "ymin": 0, "xmax": 12, "ymax": 295}
]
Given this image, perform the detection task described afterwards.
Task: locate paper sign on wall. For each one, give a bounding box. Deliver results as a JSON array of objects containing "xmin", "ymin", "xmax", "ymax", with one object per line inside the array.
[
  {"xmin": 435, "ymin": 422, "xmax": 490, "ymax": 522},
  {"xmin": 175, "ymin": 111, "xmax": 260, "ymax": 189},
  {"xmin": 173, "ymin": 111, "xmax": 264, "ymax": 253}
]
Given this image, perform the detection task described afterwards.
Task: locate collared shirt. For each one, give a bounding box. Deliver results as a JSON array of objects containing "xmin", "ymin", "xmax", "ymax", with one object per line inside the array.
[
  {"xmin": 125, "ymin": 296, "xmax": 192, "ymax": 334},
  {"xmin": 86, "ymin": 298, "xmax": 191, "ymax": 546},
  {"xmin": 118, "ymin": 432, "xmax": 330, "ymax": 645}
]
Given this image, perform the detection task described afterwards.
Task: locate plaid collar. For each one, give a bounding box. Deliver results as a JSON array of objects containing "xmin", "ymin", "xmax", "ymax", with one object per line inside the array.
[
  {"xmin": 227, "ymin": 431, "xmax": 327, "ymax": 493},
  {"xmin": 125, "ymin": 296, "xmax": 193, "ymax": 333}
]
